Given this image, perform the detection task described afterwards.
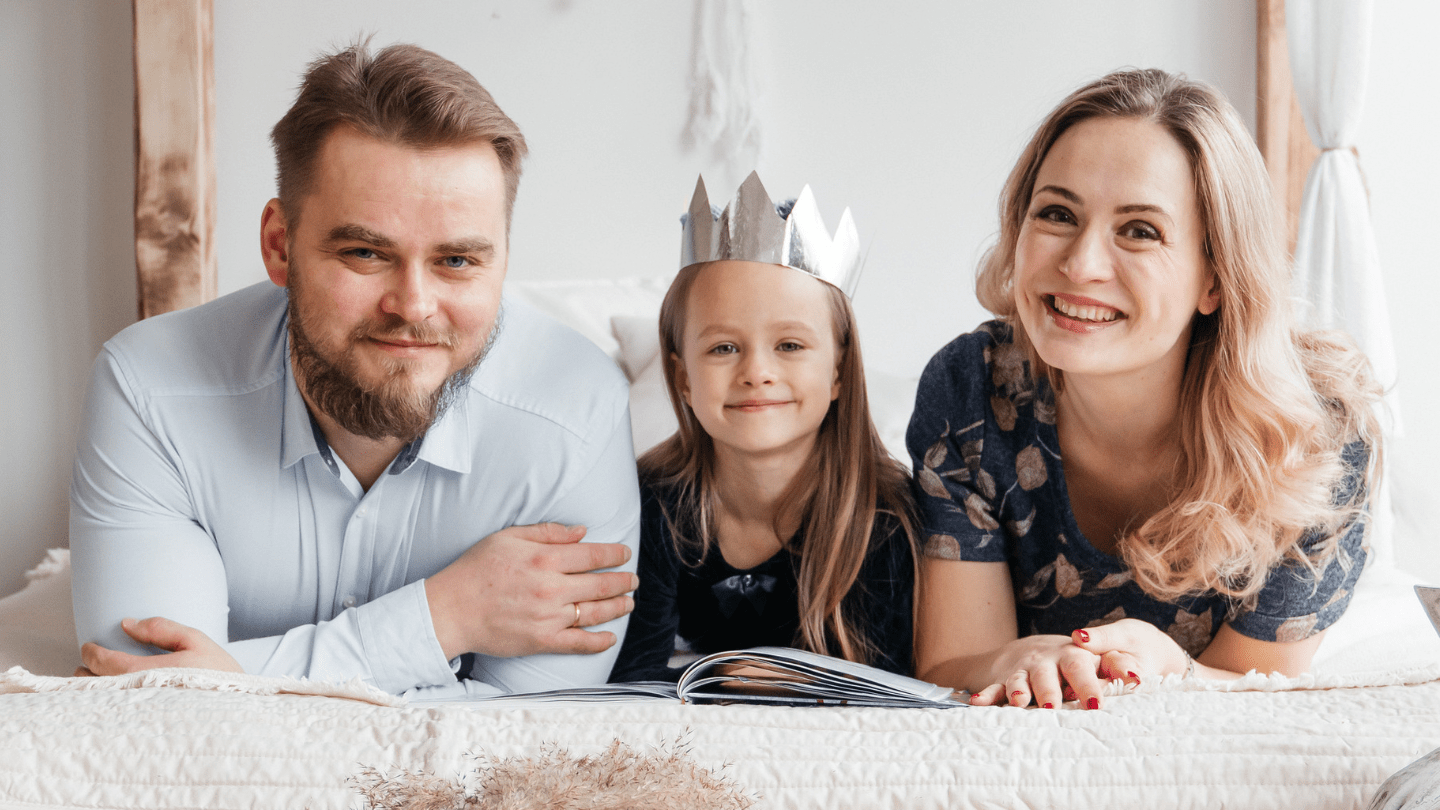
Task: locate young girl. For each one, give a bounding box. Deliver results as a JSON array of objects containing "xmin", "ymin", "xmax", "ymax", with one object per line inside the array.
[
  {"xmin": 608, "ymin": 173, "xmax": 919, "ymax": 682},
  {"xmin": 910, "ymin": 69, "xmax": 1381, "ymax": 709}
]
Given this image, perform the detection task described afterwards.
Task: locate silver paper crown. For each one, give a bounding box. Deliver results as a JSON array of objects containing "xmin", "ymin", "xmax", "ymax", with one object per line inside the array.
[{"xmin": 680, "ymin": 171, "xmax": 863, "ymax": 298}]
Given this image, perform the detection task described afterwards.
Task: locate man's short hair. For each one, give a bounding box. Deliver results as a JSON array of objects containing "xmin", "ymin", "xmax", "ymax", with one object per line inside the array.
[{"xmin": 270, "ymin": 40, "xmax": 528, "ymax": 228}]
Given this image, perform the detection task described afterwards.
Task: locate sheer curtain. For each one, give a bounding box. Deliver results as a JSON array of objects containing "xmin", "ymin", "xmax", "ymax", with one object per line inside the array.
[{"xmin": 1287, "ymin": 0, "xmax": 1399, "ymax": 568}]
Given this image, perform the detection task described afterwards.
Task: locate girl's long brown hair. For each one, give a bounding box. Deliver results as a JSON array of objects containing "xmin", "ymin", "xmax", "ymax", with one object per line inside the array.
[
  {"xmin": 976, "ymin": 69, "xmax": 1382, "ymax": 604},
  {"xmin": 641, "ymin": 264, "xmax": 920, "ymax": 664}
]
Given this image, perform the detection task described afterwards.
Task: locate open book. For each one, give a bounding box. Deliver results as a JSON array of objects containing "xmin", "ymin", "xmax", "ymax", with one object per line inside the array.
[{"xmin": 472, "ymin": 646, "xmax": 966, "ymax": 708}]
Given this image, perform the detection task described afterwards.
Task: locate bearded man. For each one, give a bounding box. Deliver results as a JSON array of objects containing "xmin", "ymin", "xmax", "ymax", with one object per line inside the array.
[{"xmin": 69, "ymin": 42, "xmax": 640, "ymax": 697}]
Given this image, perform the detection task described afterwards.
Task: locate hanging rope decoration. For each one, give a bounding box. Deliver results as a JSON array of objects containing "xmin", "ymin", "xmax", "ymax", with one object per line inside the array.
[{"xmin": 682, "ymin": 0, "xmax": 763, "ymax": 180}]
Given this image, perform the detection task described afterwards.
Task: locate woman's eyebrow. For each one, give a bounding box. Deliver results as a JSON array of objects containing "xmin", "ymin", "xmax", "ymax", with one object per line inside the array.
[
  {"xmin": 1035, "ymin": 184, "xmax": 1081, "ymax": 204},
  {"xmin": 1116, "ymin": 203, "xmax": 1167, "ymax": 215}
]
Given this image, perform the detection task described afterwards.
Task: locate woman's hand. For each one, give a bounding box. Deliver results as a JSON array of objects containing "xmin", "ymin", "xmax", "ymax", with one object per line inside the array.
[
  {"xmin": 968, "ymin": 634, "xmax": 1118, "ymax": 709},
  {"xmin": 1069, "ymin": 618, "xmax": 1190, "ymax": 684}
]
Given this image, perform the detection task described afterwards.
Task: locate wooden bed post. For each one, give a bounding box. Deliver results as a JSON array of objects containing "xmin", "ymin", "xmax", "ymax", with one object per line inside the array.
[
  {"xmin": 1256, "ymin": 0, "xmax": 1321, "ymax": 256},
  {"xmin": 132, "ymin": 0, "xmax": 217, "ymax": 319}
]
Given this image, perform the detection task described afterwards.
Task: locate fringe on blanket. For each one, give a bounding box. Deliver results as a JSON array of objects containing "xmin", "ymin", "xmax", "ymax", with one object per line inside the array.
[{"xmin": 0, "ymin": 664, "xmax": 403, "ymax": 706}]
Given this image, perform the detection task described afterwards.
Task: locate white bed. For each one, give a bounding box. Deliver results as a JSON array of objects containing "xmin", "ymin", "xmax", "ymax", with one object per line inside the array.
[{"xmin": 3, "ymin": 278, "xmax": 1439, "ymax": 810}]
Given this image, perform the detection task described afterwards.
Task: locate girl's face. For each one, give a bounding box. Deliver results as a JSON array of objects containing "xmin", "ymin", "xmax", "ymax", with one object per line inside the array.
[
  {"xmin": 676, "ymin": 261, "xmax": 841, "ymax": 462},
  {"xmin": 1012, "ymin": 117, "xmax": 1220, "ymax": 387}
]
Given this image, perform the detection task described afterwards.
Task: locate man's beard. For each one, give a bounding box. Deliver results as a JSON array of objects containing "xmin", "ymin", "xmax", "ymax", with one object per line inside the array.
[{"xmin": 286, "ymin": 288, "xmax": 499, "ymax": 443}]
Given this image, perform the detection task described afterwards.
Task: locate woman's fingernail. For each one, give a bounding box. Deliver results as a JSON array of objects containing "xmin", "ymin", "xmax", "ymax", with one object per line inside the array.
[
  {"xmin": 1011, "ymin": 690, "xmax": 1024, "ymax": 698},
  {"xmin": 1075, "ymin": 629, "xmax": 1090, "ymax": 643},
  {"xmin": 1043, "ymin": 703, "xmax": 1054, "ymax": 709},
  {"xmin": 1087, "ymin": 697, "xmax": 1100, "ymax": 710},
  {"xmin": 1127, "ymin": 671, "xmax": 1139, "ymax": 682}
]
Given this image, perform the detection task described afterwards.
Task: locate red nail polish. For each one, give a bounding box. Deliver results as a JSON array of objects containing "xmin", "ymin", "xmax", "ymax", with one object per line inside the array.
[
  {"xmin": 1087, "ymin": 697, "xmax": 1099, "ymax": 710},
  {"xmin": 1011, "ymin": 690, "xmax": 1024, "ymax": 698},
  {"xmin": 1127, "ymin": 671, "xmax": 1139, "ymax": 681},
  {"xmin": 1075, "ymin": 629, "xmax": 1090, "ymax": 643},
  {"xmin": 1043, "ymin": 703, "xmax": 1054, "ymax": 709}
]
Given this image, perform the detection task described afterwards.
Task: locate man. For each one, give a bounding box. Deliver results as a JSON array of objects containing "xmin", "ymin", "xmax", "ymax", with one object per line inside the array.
[{"xmin": 69, "ymin": 42, "xmax": 640, "ymax": 697}]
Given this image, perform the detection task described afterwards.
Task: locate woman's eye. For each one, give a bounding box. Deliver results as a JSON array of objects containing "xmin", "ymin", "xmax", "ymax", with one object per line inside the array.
[
  {"xmin": 1121, "ymin": 221, "xmax": 1161, "ymax": 241},
  {"xmin": 1036, "ymin": 205, "xmax": 1075, "ymax": 225},
  {"xmin": 441, "ymin": 255, "xmax": 470, "ymax": 269}
]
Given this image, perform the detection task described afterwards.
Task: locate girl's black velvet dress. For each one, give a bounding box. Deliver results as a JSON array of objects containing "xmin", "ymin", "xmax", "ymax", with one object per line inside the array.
[{"xmin": 608, "ymin": 480, "xmax": 915, "ymax": 683}]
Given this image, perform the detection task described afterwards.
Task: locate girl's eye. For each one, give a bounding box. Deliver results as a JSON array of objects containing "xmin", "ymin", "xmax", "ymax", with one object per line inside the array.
[
  {"xmin": 1121, "ymin": 220, "xmax": 1160, "ymax": 241},
  {"xmin": 777, "ymin": 341, "xmax": 804, "ymax": 352},
  {"xmin": 708, "ymin": 343, "xmax": 737, "ymax": 356},
  {"xmin": 1035, "ymin": 205, "xmax": 1075, "ymax": 225},
  {"xmin": 441, "ymin": 255, "xmax": 470, "ymax": 269}
]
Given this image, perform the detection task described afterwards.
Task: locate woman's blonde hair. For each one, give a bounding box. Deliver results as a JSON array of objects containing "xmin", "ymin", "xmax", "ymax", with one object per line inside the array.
[
  {"xmin": 641, "ymin": 263, "xmax": 919, "ymax": 664},
  {"xmin": 976, "ymin": 68, "xmax": 1382, "ymax": 604}
]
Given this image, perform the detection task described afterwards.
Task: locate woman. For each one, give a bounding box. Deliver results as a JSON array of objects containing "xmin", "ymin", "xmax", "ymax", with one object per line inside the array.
[{"xmin": 909, "ymin": 69, "xmax": 1380, "ymax": 709}]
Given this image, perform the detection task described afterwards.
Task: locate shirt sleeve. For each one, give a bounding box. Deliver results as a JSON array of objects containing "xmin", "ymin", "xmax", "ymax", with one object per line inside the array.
[
  {"xmin": 905, "ymin": 334, "xmax": 1008, "ymax": 563},
  {"xmin": 462, "ymin": 404, "xmax": 642, "ymax": 693},
  {"xmin": 70, "ymin": 347, "xmax": 235, "ymax": 658},
  {"xmin": 607, "ymin": 487, "xmax": 685, "ymax": 683},
  {"xmin": 70, "ymin": 347, "xmax": 471, "ymax": 694},
  {"xmin": 1227, "ymin": 440, "xmax": 1371, "ymax": 643}
]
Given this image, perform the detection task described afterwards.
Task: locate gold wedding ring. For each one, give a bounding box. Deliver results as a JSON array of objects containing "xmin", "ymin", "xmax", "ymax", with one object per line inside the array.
[{"xmin": 572, "ymin": 603, "xmax": 582, "ymax": 628}]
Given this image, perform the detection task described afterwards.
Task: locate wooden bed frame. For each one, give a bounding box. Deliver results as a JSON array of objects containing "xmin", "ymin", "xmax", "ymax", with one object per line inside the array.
[{"xmin": 130, "ymin": 0, "xmax": 1314, "ymax": 319}]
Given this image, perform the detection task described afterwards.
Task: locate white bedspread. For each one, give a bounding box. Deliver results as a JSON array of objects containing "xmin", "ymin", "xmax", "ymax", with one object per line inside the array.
[{"xmin": 3, "ymin": 663, "xmax": 1440, "ymax": 809}]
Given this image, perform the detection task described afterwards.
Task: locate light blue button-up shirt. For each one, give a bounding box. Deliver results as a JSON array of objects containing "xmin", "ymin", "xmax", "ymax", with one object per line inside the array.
[{"xmin": 70, "ymin": 282, "xmax": 640, "ymax": 697}]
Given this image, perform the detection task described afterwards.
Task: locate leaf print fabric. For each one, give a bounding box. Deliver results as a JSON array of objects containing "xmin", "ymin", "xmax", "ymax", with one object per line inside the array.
[{"xmin": 907, "ymin": 320, "xmax": 1370, "ymax": 652}]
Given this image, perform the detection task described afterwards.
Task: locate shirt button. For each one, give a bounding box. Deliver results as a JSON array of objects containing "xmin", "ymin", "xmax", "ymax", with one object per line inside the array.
[
  {"xmin": 342, "ymin": 596, "xmax": 357, "ymax": 608},
  {"xmin": 355, "ymin": 507, "xmax": 367, "ymax": 518}
]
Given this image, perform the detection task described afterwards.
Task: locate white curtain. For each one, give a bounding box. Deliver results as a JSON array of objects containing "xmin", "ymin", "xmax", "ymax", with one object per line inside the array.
[
  {"xmin": 1287, "ymin": 0, "xmax": 1399, "ymax": 570},
  {"xmin": 1287, "ymin": 0, "xmax": 1400, "ymax": 435}
]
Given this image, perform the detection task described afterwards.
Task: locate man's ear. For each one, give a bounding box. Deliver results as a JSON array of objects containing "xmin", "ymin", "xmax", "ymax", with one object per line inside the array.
[
  {"xmin": 1198, "ymin": 268, "xmax": 1221, "ymax": 316},
  {"xmin": 672, "ymin": 353, "xmax": 691, "ymax": 406},
  {"xmin": 260, "ymin": 199, "xmax": 291, "ymax": 287}
]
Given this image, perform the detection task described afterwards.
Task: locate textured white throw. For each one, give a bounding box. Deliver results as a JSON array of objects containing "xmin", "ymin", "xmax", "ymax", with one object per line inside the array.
[{"xmin": 3, "ymin": 662, "xmax": 1440, "ymax": 809}]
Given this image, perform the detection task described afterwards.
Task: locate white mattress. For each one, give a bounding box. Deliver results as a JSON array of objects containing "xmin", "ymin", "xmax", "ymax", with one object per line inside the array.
[{"xmin": 3, "ymin": 663, "xmax": 1440, "ymax": 809}]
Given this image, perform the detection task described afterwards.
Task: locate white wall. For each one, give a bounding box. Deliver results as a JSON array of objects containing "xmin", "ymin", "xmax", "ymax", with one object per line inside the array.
[
  {"xmin": 2, "ymin": 1, "xmax": 135, "ymax": 598},
  {"xmin": 3, "ymin": 0, "xmax": 1434, "ymax": 595}
]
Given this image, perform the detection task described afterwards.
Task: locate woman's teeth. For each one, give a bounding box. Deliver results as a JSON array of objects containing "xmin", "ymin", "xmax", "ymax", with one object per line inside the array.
[{"xmin": 1051, "ymin": 296, "xmax": 1119, "ymax": 323}]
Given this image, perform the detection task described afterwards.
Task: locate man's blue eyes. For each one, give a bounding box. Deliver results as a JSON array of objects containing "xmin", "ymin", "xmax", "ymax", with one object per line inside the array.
[{"xmin": 346, "ymin": 250, "xmax": 471, "ymax": 267}]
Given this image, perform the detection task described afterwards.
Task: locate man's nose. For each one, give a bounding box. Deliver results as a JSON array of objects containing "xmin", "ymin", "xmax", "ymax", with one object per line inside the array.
[
  {"xmin": 1058, "ymin": 225, "xmax": 1115, "ymax": 285},
  {"xmin": 382, "ymin": 263, "xmax": 438, "ymax": 323}
]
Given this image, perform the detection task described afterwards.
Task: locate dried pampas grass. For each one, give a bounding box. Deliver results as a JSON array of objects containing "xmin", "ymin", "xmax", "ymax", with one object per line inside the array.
[{"xmin": 351, "ymin": 738, "xmax": 755, "ymax": 810}]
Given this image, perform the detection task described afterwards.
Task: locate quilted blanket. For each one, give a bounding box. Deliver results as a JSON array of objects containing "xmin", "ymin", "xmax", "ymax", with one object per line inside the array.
[{"xmin": 4, "ymin": 663, "xmax": 1440, "ymax": 809}]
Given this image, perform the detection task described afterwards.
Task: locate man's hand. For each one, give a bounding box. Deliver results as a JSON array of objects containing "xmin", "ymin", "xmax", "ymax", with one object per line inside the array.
[
  {"xmin": 424, "ymin": 522, "xmax": 637, "ymax": 661},
  {"xmin": 76, "ymin": 617, "xmax": 244, "ymax": 677}
]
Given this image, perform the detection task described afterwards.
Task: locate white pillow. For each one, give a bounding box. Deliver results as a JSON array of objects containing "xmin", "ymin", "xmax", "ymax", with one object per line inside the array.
[
  {"xmin": 611, "ymin": 315, "xmax": 680, "ymax": 455},
  {"xmin": 506, "ymin": 276, "xmax": 672, "ymax": 361}
]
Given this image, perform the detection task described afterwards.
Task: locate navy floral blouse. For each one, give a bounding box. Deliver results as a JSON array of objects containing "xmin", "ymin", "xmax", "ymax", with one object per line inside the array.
[{"xmin": 906, "ymin": 320, "xmax": 1368, "ymax": 654}]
